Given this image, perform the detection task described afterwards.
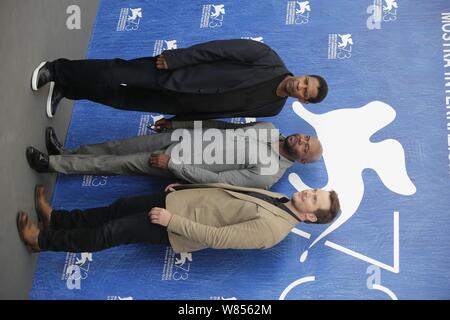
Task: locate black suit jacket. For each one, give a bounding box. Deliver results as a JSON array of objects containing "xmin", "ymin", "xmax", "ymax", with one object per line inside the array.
[
  {"xmin": 168, "ymin": 96, "xmax": 288, "ymax": 121},
  {"xmin": 156, "ymin": 39, "xmax": 291, "ymax": 120},
  {"xmin": 157, "ymin": 39, "xmax": 290, "ymax": 93}
]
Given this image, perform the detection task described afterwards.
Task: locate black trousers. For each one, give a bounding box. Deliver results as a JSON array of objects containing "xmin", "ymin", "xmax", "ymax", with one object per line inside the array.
[
  {"xmin": 38, "ymin": 192, "xmax": 170, "ymax": 252},
  {"xmin": 48, "ymin": 58, "xmax": 183, "ymax": 114}
]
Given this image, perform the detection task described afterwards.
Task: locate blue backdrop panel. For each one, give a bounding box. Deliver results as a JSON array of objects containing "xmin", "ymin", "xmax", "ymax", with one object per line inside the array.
[{"xmin": 30, "ymin": 0, "xmax": 450, "ymax": 299}]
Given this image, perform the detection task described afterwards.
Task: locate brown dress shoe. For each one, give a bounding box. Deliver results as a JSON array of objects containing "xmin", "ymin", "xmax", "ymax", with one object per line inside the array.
[
  {"xmin": 17, "ymin": 211, "xmax": 41, "ymax": 253},
  {"xmin": 35, "ymin": 185, "xmax": 52, "ymax": 230}
]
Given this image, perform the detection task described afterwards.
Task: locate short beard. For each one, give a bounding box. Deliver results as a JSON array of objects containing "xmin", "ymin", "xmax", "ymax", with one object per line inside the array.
[{"xmin": 283, "ymin": 137, "xmax": 297, "ymax": 158}]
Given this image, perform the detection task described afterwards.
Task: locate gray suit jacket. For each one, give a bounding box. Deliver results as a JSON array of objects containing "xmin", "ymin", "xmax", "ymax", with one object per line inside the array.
[{"xmin": 163, "ymin": 120, "xmax": 294, "ymax": 189}]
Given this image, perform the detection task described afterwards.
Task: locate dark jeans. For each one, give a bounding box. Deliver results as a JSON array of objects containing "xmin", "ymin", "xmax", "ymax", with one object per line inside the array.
[
  {"xmin": 47, "ymin": 58, "xmax": 182, "ymax": 113},
  {"xmin": 38, "ymin": 192, "xmax": 170, "ymax": 252}
]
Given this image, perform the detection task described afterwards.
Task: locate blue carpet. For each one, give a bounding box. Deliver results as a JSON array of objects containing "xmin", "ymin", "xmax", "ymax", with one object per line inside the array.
[{"xmin": 30, "ymin": 0, "xmax": 450, "ymax": 299}]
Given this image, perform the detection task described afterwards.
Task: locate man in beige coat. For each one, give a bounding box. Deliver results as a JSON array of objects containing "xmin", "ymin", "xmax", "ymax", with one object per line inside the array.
[{"xmin": 17, "ymin": 183, "xmax": 340, "ymax": 253}]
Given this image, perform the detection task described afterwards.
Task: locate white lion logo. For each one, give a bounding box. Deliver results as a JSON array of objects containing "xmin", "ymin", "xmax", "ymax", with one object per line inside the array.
[
  {"xmin": 289, "ymin": 101, "xmax": 416, "ymax": 260},
  {"xmin": 75, "ymin": 252, "xmax": 92, "ymax": 267},
  {"xmin": 164, "ymin": 40, "xmax": 178, "ymax": 50},
  {"xmin": 250, "ymin": 37, "xmax": 264, "ymax": 43},
  {"xmin": 296, "ymin": 1, "xmax": 311, "ymax": 15},
  {"xmin": 151, "ymin": 114, "xmax": 164, "ymax": 124},
  {"xmin": 128, "ymin": 8, "xmax": 142, "ymax": 21},
  {"xmin": 338, "ymin": 34, "xmax": 353, "ymax": 49},
  {"xmin": 175, "ymin": 252, "xmax": 192, "ymax": 266},
  {"xmin": 383, "ymin": 0, "xmax": 398, "ymax": 12},
  {"xmin": 210, "ymin": 5, "xmax": 225, "ymax": 19}
]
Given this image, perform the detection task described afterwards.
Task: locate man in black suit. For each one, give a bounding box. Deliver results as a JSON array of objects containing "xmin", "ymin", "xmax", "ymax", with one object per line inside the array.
[{"xmin": 31, "ymin": 39, "xmax": 328, "ymax": 120}]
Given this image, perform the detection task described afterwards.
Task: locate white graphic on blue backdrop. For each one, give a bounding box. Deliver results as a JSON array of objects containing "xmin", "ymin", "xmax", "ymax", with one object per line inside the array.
[
  {"xmin": 288, "ymin": 101, "xmax": 416, "ymax": 261},
  {"xmin": 76, "ymin": 252, "xmax": 93, "ymax": 266},
  {"xmin": 279, "ymin": 272, "xmax": 398, "ymax": 300},
  {"xmin": 211, "ymin": 4, "xmax": 226, "ymax": 19},
  {"xmin": 290, "ymin": 211, "xmax": 399, "ymax": 272},
  {"xmin": 175, "ymin": 252, "xmax": 193, "ymax": 266},
  {"xmin": 337, "ymin": 34, "xmax": 353, "ymax": 49},
  {"xmin": 127, "ymin": 8, "xmax": 142, "ymax": 22},
  {"xmin": 164, "ymin": 40, "xmax": 178, "ymax": 50},
  {"xmin": 296, "ymin": 1, "xmax": 311, "ymax": 15},
  {"xmin": 29, "ymin": 0, "xmax": 450, "ymax": 300},
  {"xmin": 383, "ymin": 0, "xmax": 398, "ymax": 13}
]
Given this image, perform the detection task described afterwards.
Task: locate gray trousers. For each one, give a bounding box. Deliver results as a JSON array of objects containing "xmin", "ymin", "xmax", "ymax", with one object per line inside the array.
[{"xmin": 49, "ymin": 134, "xmax": 176, "ymax": 177}]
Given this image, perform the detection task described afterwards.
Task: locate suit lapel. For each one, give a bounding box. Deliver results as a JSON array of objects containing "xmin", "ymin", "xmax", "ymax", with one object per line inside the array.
[
  {"xmin": 223, "ymin": 190, "xmax": 299, "ymax": 225},
  {"xmin": 174, "ymin": 182, "xmax": 287, "ymax": 198}
]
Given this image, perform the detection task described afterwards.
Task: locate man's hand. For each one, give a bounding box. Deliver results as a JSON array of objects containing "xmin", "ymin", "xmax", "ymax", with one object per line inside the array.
[
  {"xmin": 154, "ymin": 119, "xmax": 172, "ymax": 132},
  {"xmin": 149, "ymin": 207, "xmax": 172, "ymax": 226},
  {"xmin": 149, "ymin": 154, "xmax": 171, "ymax": 170},
  {"xmin": 165, "ymin": 183, "xmax": 182, "ymax": 192},
  {"xmin": 156, "ymin": 55, "xmax": 168, "ymax": 70}
]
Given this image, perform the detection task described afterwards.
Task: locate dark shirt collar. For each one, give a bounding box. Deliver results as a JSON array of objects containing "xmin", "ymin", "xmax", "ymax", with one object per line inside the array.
[{"xmin": 242, "ymin": 191, "xmax": 301, "ymax": 223}]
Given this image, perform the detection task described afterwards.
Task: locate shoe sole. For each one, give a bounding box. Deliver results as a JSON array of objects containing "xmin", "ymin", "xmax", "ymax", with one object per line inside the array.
[
  {"xmin": 16, "ymin": 212, "xmax": 27, "ymax": 243},
  {"xmin": 16, "ymin": 212, "xmax": 38, "ymax": 253},
  {"xmin": 16, "ymin": 212, "xmax": 22, "ymax": 240},
  {"xmin": 31, "ymin": 61, "xmax": 47, "ymax": 91},
  {"xmin": 34, "ymin": 185, "xmax": 44, "ymax": 223},
  {"xmin": 45, "ymin": 127, "xmax": 54, "ymax": 155},
  {"xmin": 46, "ymin": 82, "xmax": 55, "ymax": 118},
  {"xmin": 25, "ymin": 147, "xmax": 34, "ymax": 168}
]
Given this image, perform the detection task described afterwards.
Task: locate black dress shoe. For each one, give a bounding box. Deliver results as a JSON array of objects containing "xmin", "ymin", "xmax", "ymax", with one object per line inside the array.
[
  {"xmin": 26, "ymin": 147, "xmax": 50, "ymax": 173},
  {"xmin": 46, "ymin": 82, "xmax": 64, "ymax": 118},
  {"xmin": 31, "ymin": 61, "xmax": 53, "ymax": 91},
  {"xmin": 45, "ymin": 127, "xmax": 63, "ymax": 155}
]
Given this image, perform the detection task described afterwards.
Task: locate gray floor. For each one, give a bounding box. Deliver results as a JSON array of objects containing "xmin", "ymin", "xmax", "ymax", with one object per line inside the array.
[{"xmin": 0, "ymin": 0, "xmax": 99, "ymax": 299}]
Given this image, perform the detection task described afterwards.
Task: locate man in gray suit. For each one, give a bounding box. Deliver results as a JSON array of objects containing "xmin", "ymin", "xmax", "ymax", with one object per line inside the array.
[
  {"xmin": 17, "ymin": 183, "xmax": 340, "ymax": 253},
  {"xmin": 26, "ymin": 120, "xmax": 322, "ymax": 189}
]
